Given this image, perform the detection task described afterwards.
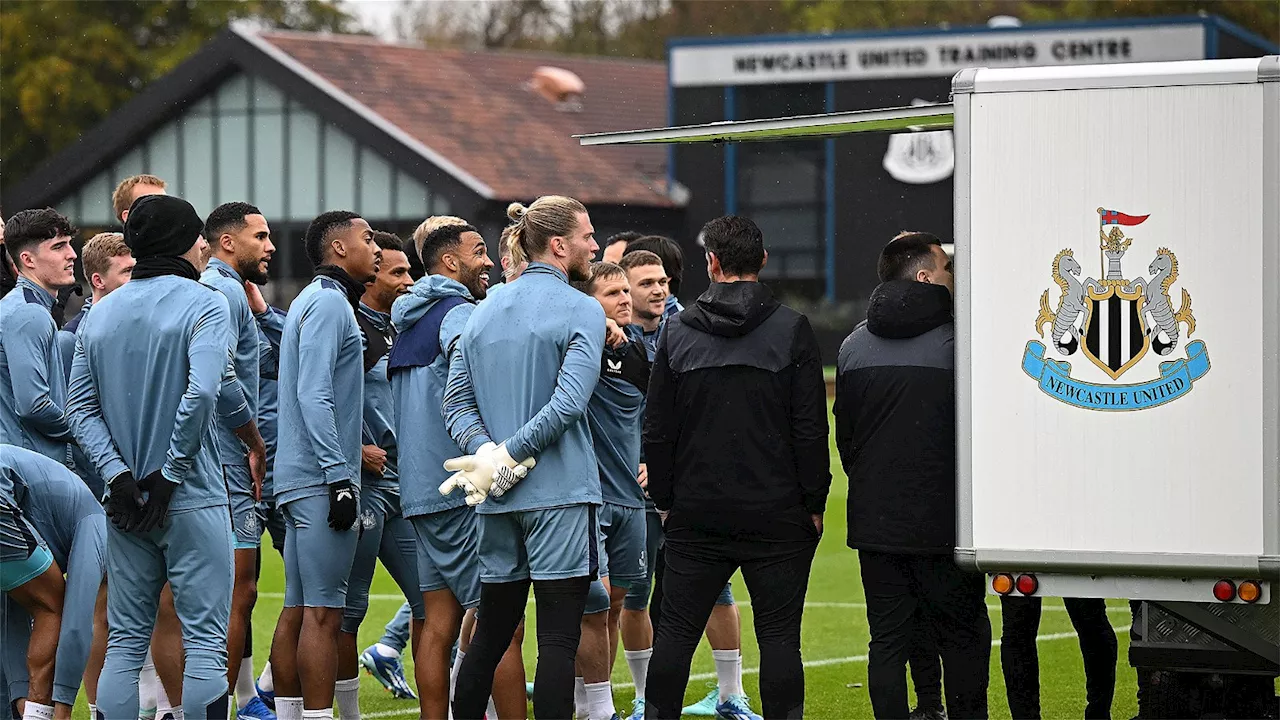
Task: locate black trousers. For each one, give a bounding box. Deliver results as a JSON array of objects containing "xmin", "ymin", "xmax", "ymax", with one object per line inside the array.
[
  {"xmin": 1000, "ymin": 596, "xmax": 1117, "ymax": 719},
  {"xmin": 646, "ymin": 524, "xmax": 819, "ymax": 720},
  {"xmin": 908, "ymin": 605, "xmax": 944, "ymax": 712},
  {"xmin": 858, "ymin": 550, "xmax": 992, "ymax": 720}
]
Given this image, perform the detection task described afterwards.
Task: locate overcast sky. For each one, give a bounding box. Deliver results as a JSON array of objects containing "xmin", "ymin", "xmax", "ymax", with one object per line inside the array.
[{"xmin": 342, "ymin": 0, "xmax": 402, "ymax": 39}]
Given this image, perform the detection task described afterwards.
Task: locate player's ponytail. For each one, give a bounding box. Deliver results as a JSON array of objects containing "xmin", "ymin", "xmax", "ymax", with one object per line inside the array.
[{"xmin": 505, "ymin": 196, "xmax": 587, "ymax": 264}]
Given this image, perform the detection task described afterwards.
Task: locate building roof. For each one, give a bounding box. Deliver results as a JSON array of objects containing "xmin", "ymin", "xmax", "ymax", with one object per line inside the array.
[
  {"xmin": 3, "ymin": 27, "xmax": 677, "ymax": 213},
  {"xmin": 257, "ymin": 31, "xmax": 674, "ymax": 207}
]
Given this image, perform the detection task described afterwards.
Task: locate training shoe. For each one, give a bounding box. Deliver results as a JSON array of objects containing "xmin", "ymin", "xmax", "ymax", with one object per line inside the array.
[
  {"xmin": 909, "ymin": 707, "xmax": 948, "ymax": 720},
  {"xmin": 682, "ymin": 687, "xmax": 720, "ymax": 716},
  {"xmin": 255, "ymin": 682, "xmax": 275, "ymax": 712},
  {"xmin": 715, "ymin": 695, "xmax": 762, "ymax": 720},
  {"xmin": 628, "ymin": 698, "xmax": 646, "ymax": 720},
  {"xmin": 360, "ymin": 644, "xmax": 417, "ymax": 700},
  {"xmin": 237, "ymin": 696, "xmax": 277, "ymax": 720}
]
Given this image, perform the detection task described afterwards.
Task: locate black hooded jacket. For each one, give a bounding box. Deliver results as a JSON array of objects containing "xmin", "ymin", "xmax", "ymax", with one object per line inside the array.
[
  {"xmin": 643, "ymin": 281, "xmax": 831, "ymax": 539},
  {"xmin": 835, "ymin": 280, "xmax": 956, "ymax": 554}
]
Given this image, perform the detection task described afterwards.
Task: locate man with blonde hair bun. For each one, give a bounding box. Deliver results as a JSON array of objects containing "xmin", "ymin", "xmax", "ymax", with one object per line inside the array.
[{"xmin": 443, "ymin": 195, "xmax": 604, "ymax": 719}]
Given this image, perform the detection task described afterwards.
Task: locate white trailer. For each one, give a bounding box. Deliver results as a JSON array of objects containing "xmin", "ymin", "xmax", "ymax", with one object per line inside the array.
[{"xmin": 579, "ymin": 54, "xmax": 1279, "ymax": 712}]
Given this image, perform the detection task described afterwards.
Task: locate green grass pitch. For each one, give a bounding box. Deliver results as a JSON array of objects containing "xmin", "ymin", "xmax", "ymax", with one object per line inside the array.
[{"xmin": 71, "ymin": 414, "xmax": 1157, "ymax": 719}]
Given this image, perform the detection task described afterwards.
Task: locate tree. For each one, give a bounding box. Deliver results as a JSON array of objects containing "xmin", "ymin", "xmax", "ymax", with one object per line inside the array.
[{"xmin": 0, "ymin": 0, "xmax": 357, "ymax": 187}]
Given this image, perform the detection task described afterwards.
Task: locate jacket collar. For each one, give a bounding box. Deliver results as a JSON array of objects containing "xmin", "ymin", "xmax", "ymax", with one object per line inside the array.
[
  {"xmin": 206, "ymin": 256, "xmax": 243, "ymax": 283},
  {"xmin": 524, "ymin": 262, "xmax": 569, "ymax": 284},
  {"xmin": 16, "ymin": 276, "xmax": 55, "ymax": 310}
]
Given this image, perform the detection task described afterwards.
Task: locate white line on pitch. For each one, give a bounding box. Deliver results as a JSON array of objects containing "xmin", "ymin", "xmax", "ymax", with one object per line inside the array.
[{"xmin": 358, "ymin": 625, "xmax": 1129, "ymax": 717}]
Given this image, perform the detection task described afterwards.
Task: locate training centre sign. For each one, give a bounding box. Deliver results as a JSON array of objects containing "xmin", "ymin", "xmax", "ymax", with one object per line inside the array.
[{"xmin": 670, "ymin": 24, "xmax": 1205, "ymax": 86}]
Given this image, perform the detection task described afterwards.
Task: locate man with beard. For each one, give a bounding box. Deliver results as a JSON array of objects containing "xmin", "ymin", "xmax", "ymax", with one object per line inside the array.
[
  {"xmin": 391, "ymin": 221, "xmax": 526, "ymax": 720},
  {"xmin": 334, "ymin": 231, "xmax": 423, "ymax": 719},
  {"xmin": 442, "ymin": 195, "xmax": 603, "ymax": 720},
  {"xmin": 0, "ymin": 209, "xmax": 80, "ymax": 468},
  {"xmin": 200, "ymin": 202, "xmax": 274, "ymax": 720},
  {"xmin": 269, "ymin": 210, "xmax": 379, "ymax": 720},
  {"xmin": 68, "ymin": 194, "xmax": 261, "ymax": 720}
]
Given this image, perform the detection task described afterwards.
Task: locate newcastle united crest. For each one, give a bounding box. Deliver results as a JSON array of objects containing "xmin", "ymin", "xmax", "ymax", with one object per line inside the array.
[{"xmin": 1022, "ymin": 208, "xmax": 1210, "ymax": 411}]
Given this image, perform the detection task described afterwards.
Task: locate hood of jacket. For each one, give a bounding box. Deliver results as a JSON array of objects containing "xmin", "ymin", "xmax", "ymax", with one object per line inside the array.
[
  {"xmin": 679, "ymin": 281, "xmax": 780, "ymax": 339},
  {"xmin": 391, "ymin": 274, "xmax": 474, "ymax": 334},
  {"xmin": 865, "ymin": 280, "xmax": 953, "ymax": 340}
]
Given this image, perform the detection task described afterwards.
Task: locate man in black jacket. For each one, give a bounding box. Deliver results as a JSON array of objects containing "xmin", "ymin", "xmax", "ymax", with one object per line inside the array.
[
  {"xmin": 835, "ymin": 231, "xmax": 991, "ymax": 720},
  {"xmin": 644, "ymin": 215, "xmax": 830, "ymax": 720}
]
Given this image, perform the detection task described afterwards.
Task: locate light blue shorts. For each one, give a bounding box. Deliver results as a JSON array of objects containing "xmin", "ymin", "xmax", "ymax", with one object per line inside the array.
[
  {"xmin": 478, "ymin": 504, "xmax": 598, "ymax": 584},
  {"xmin": 282, "ymin": 494, "xmax": 358, "ymax": 609},
  {"xmin": 0, "ymin": 545, "xmax": 52, "ymax": 592},
  {"xmin": 342, "ymin": 490, "xmax": 424, "ymax": 634},
  {"xmin": 412, "ymin": 505, "xmax": 482, "ymax": 608},
  {"xmin": 225, "ymin": 465, "xmax": 260, "ymax": 550}
]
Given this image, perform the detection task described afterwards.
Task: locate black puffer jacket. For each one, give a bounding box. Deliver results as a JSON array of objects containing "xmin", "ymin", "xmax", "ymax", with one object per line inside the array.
[{"xmin": 835, "ymin": 280, "xmax": 956, "ymax": 554}]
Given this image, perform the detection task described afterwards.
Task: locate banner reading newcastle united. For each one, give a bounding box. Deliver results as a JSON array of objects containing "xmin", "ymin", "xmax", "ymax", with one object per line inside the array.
[{"xmin": 1022, "ymin": 339, "xmax": 1210, "ymax": 411}]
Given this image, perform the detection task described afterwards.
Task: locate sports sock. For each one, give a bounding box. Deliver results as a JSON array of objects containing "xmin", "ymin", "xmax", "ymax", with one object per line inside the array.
[
  {"xmin": 335, "ymin": 677, "xmax": 361, "ymax": 719},
  {"xmin": 87, "ymin": 704, "xmax": 97, "ymax": 720},
  {"xmin": 486, "ymin": 696, "xmax": 499, "ymax": 720},
  {"xmin": 713, "ymin": 649, "xmax": 744, "ymax": 700},
  {"xmin": 575, "ymin": 676, "xmax": 588, "ymax": 718},
  {"xmin": 155, "ymin": 678, "xmax": 173, "ymax": 716},
  {"xmin": 624, "ymin": 648, "xmax": 652, "ymax": 700},
  {"xmin": 450, "ymin": 649, "xmax": 465, "ymax": 701},
  {"xmin": 236, "ymin": 655, "xmax": 256, "ymax": 709},
  {"xmin": 258, "ymin": 662, "xmax": 275, "ymax": 693},
  {"xmin": 301, "ymin": 710, "xmax": 333, "ymax": 720},
  {"xmin": 156, "ymin": 707, "xmax": 183, "ymax": 720},
  {"xmin": 586, "ymin": 681, "xmax": 616, "ymax": 720},
  {"xmin": 372, "ymin": 641, "xmax": 400, "ymax": 659},
  {"xmin": 276, "ymin": 697, "xmax": 303, "ymax": 720},
  {"xmin": 139, "ymin": 652, "xmax": 159, "ymax": 711},
  {"xmin": 21, "ymin": 702, "xmax": 53, "ymax": 720}
]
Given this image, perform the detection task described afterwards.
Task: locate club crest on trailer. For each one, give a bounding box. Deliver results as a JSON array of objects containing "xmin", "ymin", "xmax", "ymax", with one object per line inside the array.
[{"xmin": 1022, "ymin": 208, "xmax": 1210, "ymax": 411}]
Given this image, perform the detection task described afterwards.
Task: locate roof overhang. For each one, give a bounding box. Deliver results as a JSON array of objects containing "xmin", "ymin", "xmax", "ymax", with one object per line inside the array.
[{"xmin": 576, "ymin": 103, "xmax": 953, "ymax": 146}]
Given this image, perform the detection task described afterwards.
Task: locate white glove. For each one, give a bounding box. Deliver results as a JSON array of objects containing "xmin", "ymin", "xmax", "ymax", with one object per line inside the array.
[{"xmin": 439, "ymin": 442, "xmax": 536, "ymax": 506}]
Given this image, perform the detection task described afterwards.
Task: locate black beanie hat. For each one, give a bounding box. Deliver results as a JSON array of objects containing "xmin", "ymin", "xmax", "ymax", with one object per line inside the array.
[{"xmin": 124, "ymin": 195, "xmax": 203, "ymax": 259}]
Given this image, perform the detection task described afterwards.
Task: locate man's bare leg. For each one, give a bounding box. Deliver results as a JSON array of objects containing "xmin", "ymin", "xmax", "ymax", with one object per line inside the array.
[
  {"xmin": 269, "ymin": 607, "xmax": 304, "ymax": 715},
  {"xmin": 297, "ymin": 607, "xmax": 343, "ymax": 710},
  {"xmin": 226, "ymin": 549, "xmax": 258, "ymax": 693},
  {"xmin": 492, "ymin": 621, "xmax": 527, "ymax": 720},
  {"xmin": 416, "ymin": 589, "xmax": 465, "ymax": 720},
  {"xmin": 151, "ymin": 584, "xmax": 185, "ymax": 704},
  {"xmin": 9, "ymin": 563, "xmax": 65, "ymax": 709}
]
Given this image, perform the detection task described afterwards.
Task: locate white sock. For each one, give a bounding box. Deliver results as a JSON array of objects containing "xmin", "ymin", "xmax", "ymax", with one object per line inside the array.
[
  {"xmin": 21, "ymin": 702, "xmax": 54, "ymax": 720},
  {"xmin": 335, "ymin": 677, "xmax": 361, "ymax": 719},
  {"xmin": 139, "ymin": 652, "xmax": 159, "ymax": 711},
  {"xmin": 586, "ymin": 681, "xmax": 615, "ymax": 720},
  {"xmin": 157, "ymin": 708, "xmax": 183, "ymax": 720},
  {"xmin": 155, "ymin": 681, "xmax": 174, "ymax": 717},
  {"xmin": 277, "ymin": 697, "xmax": 304, "ymax": 720},
  {"xmin": 258, "ymin": 662, "xmax": 275, "ymax": 694},
  {"xmin": 450, "ymin": 650, "xmax": 465, "ymax": 701},
  {"xmin": 486, "ymin": 696, "xmax": 499, "ymax": 719},
  {"xmin": 373, "ymin": 641, "xmax": 400, "ymax": 659},
  {"xmin": 301, "ymin": 711, "xmax": 334, "ymax": 720},
  {"xmin": 624, "ymin": 648, "xmax": 652, "ymax": 700},
  {"xmin": 88, "ymin": 704, "xmax": 97, "ymax": 720},
  {"xmin": 236, "ymin": 655, "xmax": 257, "ymax": 709},
  {"xmin": 713, "ymin": 649, "xmax": 743, "ymax": 700},
  {"xmin": 574, "ymin": 676, "xmax": 588, "ymax": 718}
]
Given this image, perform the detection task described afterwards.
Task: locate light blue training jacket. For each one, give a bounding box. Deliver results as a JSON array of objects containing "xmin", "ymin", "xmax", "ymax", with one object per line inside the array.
[
  {"xmin": 0, "ymin": 276, "xmax": 74, "ymax": 465},
  {"xmin": 255, "ymin": 306, "xmax": 286, "ymax": 503},
  {"xmin": 389, "ymin": 275, "xmax": 475, "ymax": 518},
  {"xmin": 272, "ymin": 276, "xmax": 364, "ymax": 506},
  {"xmin": 0, "ymin": 444, "xmax": 102, "ymax": 574},
  {"xmin": 201, "ymin": 257, "xmax": 260, "ymax": 468},
  {"xmin": 443, "ymin": 262, "xmax": 605, "ymax": 514},
  {"xmin": 68, "ymin": 275, "xmax": 251, "ymax": 511}
]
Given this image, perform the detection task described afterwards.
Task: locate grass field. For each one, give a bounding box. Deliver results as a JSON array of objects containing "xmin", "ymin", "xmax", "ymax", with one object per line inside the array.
[{"xmin": 71, "ymin": 412, "xmax": 1153, "ymax": 719}]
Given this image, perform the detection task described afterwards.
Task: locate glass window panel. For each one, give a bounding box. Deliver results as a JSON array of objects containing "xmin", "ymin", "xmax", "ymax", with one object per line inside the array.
[
  {"xmin": 217, "ymin": 113, "xmax": 249, "ymax": 203},
  {"xmin": 253, "ymin": 112, "xmax": 285, "ymax": 219},
  {"xmin": 79, "ymin": 172, "xmax": 113, "ymax": 227},
  {"xmin": 216, "ymin": 73, "xmax": 250, "ymax": 113},
  {"xmin": 739, "ymin": 153, "xmax": 822, "ymax": 206},
  {"xmin": 182, "ymin": 115, "xmax": 214, "ymax": 216},
  {"xmin": 252, "ymin": 76, "xmax": 286, "ymax": 112},
  {"xmin": 115, "ymin": 147, "xmax": 143, "ymax": 181},
  {"xmin": 149, "ymin": 121, "xmax": 180, "ymax": 194},
  {"xmin": 288, "ymin": 108, "xmax": 321, "ymax": 220},
  {"xmin": 396, "ymin": 171, "xmax": 429, "ymax": 219},
  {"xmin": 323, "ymin": 125, "xmax": 357, "ymax": 210},
  {"xmin": 737, "ymin": 84, "xmax": 824, "ymax": 121},
  {"xmin": 358, "ymin": 147, "xmax": 393, "ymax": 219},
  {"xmin": 189, "ymin": 96, "xmax": 213, "ymax": 116},
  {"xmin": 750, "ymin": 207, "xmax": 822, "ymax": 251}
]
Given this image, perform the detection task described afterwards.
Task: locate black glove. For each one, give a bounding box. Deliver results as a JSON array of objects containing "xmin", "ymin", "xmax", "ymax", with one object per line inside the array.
[
  {"xmin": 328, "ymin": 479, "xmax": 357, "ymax": 531},
  {"xmin": 104, "ymin": 471, "xmax": 145, "ymax": 532},
  {"xmin": 137, "ymin": 469, "xmax": 178, "ymax": 532}
]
